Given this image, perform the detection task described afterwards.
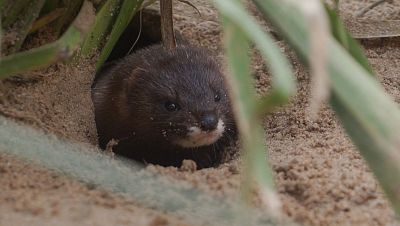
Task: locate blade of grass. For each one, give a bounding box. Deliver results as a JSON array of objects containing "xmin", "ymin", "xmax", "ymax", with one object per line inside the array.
[
  {"xmin": 330, "ymin": 94, "xmax": 400, "ymax": 204},
  {"xmin": 213, "ymin": 0, "xmax": 296, "ymax": 116},
  {"xmin": 0, "ymin": 0, "xmax": 5, "ymax": 19},
  {"xmin": 292, "ymin": 1, "xmax": 330, "ymax": 119},
  {"xmin": 79, "ymin": 0, "xmax": 122, "ymax": 57},
  {"xmin": 0, "ymin": 15, "xmax": 2, "ymax": 57},
  {"xmin": 0, "ymin": 0, "xmax": 4, "ymax": 11},
  {"xmin": 41, "ymin": 0, "xmax": 62, "ymax": 15},
  {"xmin": 324, "ymin": 4, "xmax": 374, "ymax": 75},
  {"xmin": 222, "ymin": 16, "xmax": 282, "ymax": 216},
  {"xmin": 55, "ymin": 0, "xmax": 84, "ymax": 35},
  {"xmin": 328, "ymin": 43, "xmax": 400, "ymax": 211},
  {"xmin": 95, "ymin": 0, "xmax": 143, "ymax": 70},
  {"xmin": 0, "ymin": 1, "xmax": 95, "ymax": 78},
  {"xmin": 0, "ymin": 115, "xmax": 300, "ymax": 226},
  {"xmin": 28, "ymin": 8, "xmax": 65, "ymax": 34},
  {"xmin": 253, "ymin": 0, "xmax": 400, "ymax": 214},
  {"xmin": 7, "ymin": 0, "xmax": 46, "ymax": 53},
  {"xmin": 1, "ymin": 0, "xmax": 31, "ymax": 28}
]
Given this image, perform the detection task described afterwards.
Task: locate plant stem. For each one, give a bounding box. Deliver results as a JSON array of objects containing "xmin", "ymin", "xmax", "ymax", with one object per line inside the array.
[{"xmin": 160, "ymin": 0, "xmax": 176, "ymax": 51}]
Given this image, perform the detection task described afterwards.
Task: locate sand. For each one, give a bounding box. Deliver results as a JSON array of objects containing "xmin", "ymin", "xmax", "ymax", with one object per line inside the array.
[{"xmin": 0, "ymin": 0, "xmax": 400, "ymax": 225}]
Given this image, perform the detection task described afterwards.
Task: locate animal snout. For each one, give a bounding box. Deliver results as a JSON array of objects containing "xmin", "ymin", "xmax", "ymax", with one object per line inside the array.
[{"xmin": 200, "ymin": 114, "xmax": 218, "ymax": 131}]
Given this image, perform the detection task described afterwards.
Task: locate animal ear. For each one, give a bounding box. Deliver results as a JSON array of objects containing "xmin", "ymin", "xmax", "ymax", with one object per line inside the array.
[
  {"xmin": 118, "ymin": 67, "xmax": 148, "ymax": 117},
  {"xmin": 122, "ymin": 67, "xmax": 147, "ymax": 92}
]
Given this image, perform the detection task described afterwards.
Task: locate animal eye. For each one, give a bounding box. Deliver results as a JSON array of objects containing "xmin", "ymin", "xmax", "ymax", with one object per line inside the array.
[
  {"xmin": 165, "ymin": 101, "xmax": 180, "ymax": 111},
  {"xmin": 214, "ymin": 94, "xmax": 221, "ymax": 102}
]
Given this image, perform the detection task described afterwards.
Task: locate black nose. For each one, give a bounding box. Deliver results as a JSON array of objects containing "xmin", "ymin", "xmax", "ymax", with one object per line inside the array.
[{"xmin": 200, "ymin": 114, "xmax": 218, "ymax": 131}]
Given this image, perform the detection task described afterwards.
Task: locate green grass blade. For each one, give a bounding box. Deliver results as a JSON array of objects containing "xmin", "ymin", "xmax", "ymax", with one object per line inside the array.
[
  {"xmin": 330, "ymin": 94, "xmax": 400, "ymax": 205},
  {"xmin": 28, "ymin": 8, "xmax": 65, "ymax": 34},
  {"xmin": 222, "ymin": 15, "xmax": 281, "ymax": 215},
  {"xmin": 0, "ymin": 0, "xmax": 4, "ymax": 13},
  {"xmin": 7, "ymin": 0, "xmax": 46, "ymax": 53},
  {"xmin": 0, "ymin": 115, "xmax": 299, "ymax": 226},
  {"xmin": 0, "ymin": 1, "xmax": 95, "ymax": 78},
  {"xmin": 95, "ymin": 0, "xmax": 143, "ymax": 70},
  {"xmin": 55, "ymin": 0, "xmax": 84, "ymax": 35},
  {"xmin": 41, "ymin": 0, "xmax": 62, "ymax": 15},
  {"xmin": 80, "ymin": 0, "xmax": 121, "ymax": 57},
  {"xmin": 0, "ymin": 42, "xmax": 66, "ymax": 78},
  {"xmin": 213, "ymin": 0, "xmax": 296, "ymax": 116},
  {"xmin": 328, "ymin": 43, "xmax": 400, "ymax": 209},
  {"xmin": 1, "ymin": 0, "xmax": 31, "ymax": 28},
  {"xmin": 324, "ymin": 4, "xmax": 374, "ymax": 75},
  {"xmin": 0, "ymin": 14, "xmax": 3, "ymax": 56},
  {"xmin": 253, "ymin": 0, "xmax": 400, "ymax": 214}
]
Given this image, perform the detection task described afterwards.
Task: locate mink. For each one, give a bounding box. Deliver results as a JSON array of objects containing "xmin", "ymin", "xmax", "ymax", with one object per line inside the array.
[{"xmin": 92, "ymin": 44, "xmax": 237, "ymax": 169}]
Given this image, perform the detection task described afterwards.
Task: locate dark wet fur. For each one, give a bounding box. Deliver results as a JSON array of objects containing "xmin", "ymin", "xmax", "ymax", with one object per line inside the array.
[{"xmin": 92, "ymin": 44, "xmax": 237, "ymax": 169}]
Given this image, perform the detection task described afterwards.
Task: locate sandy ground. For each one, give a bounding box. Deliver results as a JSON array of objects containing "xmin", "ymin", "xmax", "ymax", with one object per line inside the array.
[{"xmin": 1, "ymin": 0, "xmax": 400, "ymax": 225}]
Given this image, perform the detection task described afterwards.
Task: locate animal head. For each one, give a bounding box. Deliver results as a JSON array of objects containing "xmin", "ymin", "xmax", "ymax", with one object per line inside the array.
[{"xmin": 125, "ymin": 45, "xmax": 236, "ymax": 148}]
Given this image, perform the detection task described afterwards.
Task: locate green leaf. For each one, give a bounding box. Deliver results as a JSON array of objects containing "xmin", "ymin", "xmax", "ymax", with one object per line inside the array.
[
  {"xmin": 1, "ymin": 0, "xmax": 32, "ymax": 28},
  {"xmin": 55, "ymin": 0, "xmax": 84, "ymax": 35},
  {"xmin": 253, "ymin": 0, "xmax": 400, "ymax": 214},
  {"xmin": 221, "ymin": 9, "xmax": 280, "ymax": 215},
  {"xmin": 0, "ymin": 1, "xmax": 95, "ymax": 78},
  {"xmin": 79, "ymin": 0, "xmax": 121, "ymax": 57},
  {"xmin": 214, "ymin": 0, "xmax": 296, "ymax": 116},
  {"xmin": 324, "ymin": 4, "xmax": 374, "ymax": 75},
  {"xmin": 95, "ymin": 0, "xmax": 143, "ymax": 70},
  {"xmin": 6, "ymin": 0, "xmax": 46, "ymax": 53},
  {"xmin": 0, "ymin": 113, "xmax": 296, "ymax": 226}
]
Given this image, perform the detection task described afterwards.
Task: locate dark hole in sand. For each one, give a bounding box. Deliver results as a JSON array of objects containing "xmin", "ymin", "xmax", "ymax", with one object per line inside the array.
[
  {"xmin": 94, "ymin": 9, "xmax": 163, "ymax": 82},
  {"xmin": 107, "ymin": 9, "xmax": 163, "ymax": 62}
]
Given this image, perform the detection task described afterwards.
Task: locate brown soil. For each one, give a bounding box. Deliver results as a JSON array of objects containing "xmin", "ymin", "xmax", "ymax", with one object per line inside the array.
[{"xmin": 1, "ymin": 0, "xmax": 400, "ymax": 226}]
